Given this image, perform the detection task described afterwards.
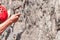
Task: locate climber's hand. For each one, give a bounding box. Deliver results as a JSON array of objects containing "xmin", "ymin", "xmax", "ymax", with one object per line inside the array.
[{"xmin": 9, "ymin": 13, "xmax": 20, "ymax": 23}]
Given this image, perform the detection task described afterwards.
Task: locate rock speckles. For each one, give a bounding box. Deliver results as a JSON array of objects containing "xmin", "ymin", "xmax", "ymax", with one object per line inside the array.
[{"xmin": 0, "ymin": 0, "xmax": 60, "ymax": 40}]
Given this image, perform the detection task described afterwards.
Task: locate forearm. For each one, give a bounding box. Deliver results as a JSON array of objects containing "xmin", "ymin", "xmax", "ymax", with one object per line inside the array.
[
  {"xmin": 0, "ymin": 19, "xmax": 13, "ymax": 34},
  {"xmin": 0, "ymin": 13, "xmax": 20, "ymax": 34}
]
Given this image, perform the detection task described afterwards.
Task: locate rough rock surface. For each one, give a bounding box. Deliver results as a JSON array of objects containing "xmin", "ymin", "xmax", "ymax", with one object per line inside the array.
[{"xmin": 0, "ymin": 0, "xmax": 60, "ymax": 40}]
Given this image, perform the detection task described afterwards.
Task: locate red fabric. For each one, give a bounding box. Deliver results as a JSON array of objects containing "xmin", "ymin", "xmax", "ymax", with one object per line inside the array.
[{"xmin": 0, "ymin": 5, "xmax": 8, "ymax": 22}]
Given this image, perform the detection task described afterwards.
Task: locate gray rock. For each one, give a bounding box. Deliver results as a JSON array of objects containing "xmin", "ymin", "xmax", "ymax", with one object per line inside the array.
[{"xmin": 0, "ymin": 0, "xmax": 60, "ymax": 40}]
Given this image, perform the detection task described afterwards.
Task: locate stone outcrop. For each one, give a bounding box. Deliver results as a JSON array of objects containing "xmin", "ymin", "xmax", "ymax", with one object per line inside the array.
[{"xmin": 0, "ymin": 0, "xmax": 60, "ymax": 40}]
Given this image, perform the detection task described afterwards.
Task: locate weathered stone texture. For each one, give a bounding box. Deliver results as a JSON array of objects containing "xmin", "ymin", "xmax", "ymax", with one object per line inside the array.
[{"xmin": 0, "ymin": 0, "xmax": 60, "ymax": 40}]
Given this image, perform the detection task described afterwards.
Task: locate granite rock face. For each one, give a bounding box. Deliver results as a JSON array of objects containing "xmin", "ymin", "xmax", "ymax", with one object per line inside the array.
[{"xmin": 0, "ymin": 0, "xmax": 60, "ymax": 40}]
